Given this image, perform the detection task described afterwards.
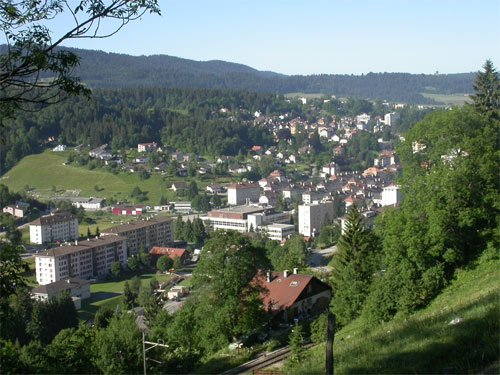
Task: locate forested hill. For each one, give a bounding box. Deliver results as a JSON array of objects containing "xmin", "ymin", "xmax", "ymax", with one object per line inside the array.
[{"xmin": 67, "ymin": 47, "xmax": 474, "ymax": 103}]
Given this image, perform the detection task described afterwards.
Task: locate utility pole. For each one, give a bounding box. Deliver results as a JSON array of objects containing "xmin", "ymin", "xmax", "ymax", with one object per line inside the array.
[
  {"xmin": 137, "ymin": 314, "xmax": 169, "ymax": 375},
  {"xmin": 326, "ymin": 312, "xmax": 336, "ymax": 375}
]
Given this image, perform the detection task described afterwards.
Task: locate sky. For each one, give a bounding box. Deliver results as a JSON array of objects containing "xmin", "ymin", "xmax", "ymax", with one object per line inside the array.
[{"xmin": 33, "ymin": 0, "xmax": 500, "ymax": 75}]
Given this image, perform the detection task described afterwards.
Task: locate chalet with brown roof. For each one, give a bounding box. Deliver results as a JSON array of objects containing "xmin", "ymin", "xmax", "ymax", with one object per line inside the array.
[{"xmin": 253, "ymin": 269, "xmax": 331, "ymax": 323}]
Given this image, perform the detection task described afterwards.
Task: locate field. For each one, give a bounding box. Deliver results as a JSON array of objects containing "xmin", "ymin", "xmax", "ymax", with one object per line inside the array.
[
  {"xmin": 0, "ymin": 150, "xmax": 169, "ymax": 204},
  {"xmin": 0, "ymin": 149, "xmax": 229, "ymax": 205},
  {"xmin": 77, "ymin": 272, "xmax": 173, "ymax": 321},
  {"xmin": 422, "ymin": 93, "xmax": 472, "ymax": 106},
  {"xmin": 290, "ymin": 256, "xmax": 499, "ymax": 374}
]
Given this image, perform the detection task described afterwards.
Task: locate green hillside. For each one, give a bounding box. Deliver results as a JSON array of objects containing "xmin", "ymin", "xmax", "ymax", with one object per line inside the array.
[
  {"xmin": 0, "ymin": 150, "xmax": 168, "ymax": 204},
  {"xmin": 293, "ymin": 255, "xmax": 499, "ymax": 374}
]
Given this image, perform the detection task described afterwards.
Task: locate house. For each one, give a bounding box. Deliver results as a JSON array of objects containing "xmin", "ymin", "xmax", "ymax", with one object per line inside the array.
[
  {"xmin": 2, "ymin": 203, "xmax": 29, "ymax": 218},
  {"xmin": 253, "ymin": 269, "xmax": 331, "ymax": 323},
  {"xmin": 32, "ymin": 278, "xmax": 91, "ymax": 309},
  {"xmin": 112, "ymin": 205, "xmax": 144, "ymax": 216},
  {"xmin": 89, "ymin": 144, "xmax": 112, "ymax": 160},
  {"xmin": 167, "ymin": 285, "xmax": 189, "ymax": 301},
  {"xmin": 52, "ymin": 144, "xmax": 67, "ymax": 152},
  {"xmin": 138, "ymin": 142, "xmax": 157, "ymax": 153},
  {"xmin": 206, "ymin": 184, "xmax": 224, "ymax": 195},
  {"xmin": 228, "ymin": 164, "xmax": 247, "ymax": 174},
  {"xmin": 70, "ymin": 197, "xmax": 105, "ymax": 210},
  {"xmin": 149, "ymin": 247, "xmax": 189, "ymax": 264}
]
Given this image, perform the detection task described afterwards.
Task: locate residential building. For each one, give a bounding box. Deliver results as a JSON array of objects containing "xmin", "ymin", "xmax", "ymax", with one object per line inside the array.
[
  {"xmin": 227, "ymin": 183, "xmax": 260, "ymax": 205},
  {"xmin": 137, "ymin": 142, "xmax": 158, "ymax": 152},
  {"xmin": 254, "ymin": 269, "xmax": 331, "ymax": 323},
  {"xmin": 259, "ymin": 223, "xmax": 296, "ymax": 241},
  {"xmin": 112, "ymin": 206, "xmax": 145, "ymax": 216},
  {"xmin": 384, "ymin": 112, "xmax": 400, "ymax": 126},
  {"xmin": 380, "ymin": 184, "xmax": 403, "ymax": 206},
  {"xmin": 102, "ymin": 216, "xmax": 173, "ymax": 256},
  {"xmin": 298, "ymin": 200, "xmax": 334, "ymax": 237},
  {"xmin": 149, "ymin": 247, "xmax": 189, "ymax": 264},
  {"xmin": 35, "ymin": 236, "xmax": 127, "ymax": 285},
  {"xmin": 70, "ymin": 197, "xmax": 105, "ymax": 210},
  {"xmin": 32, "ymin": 278, "xmax": 91, "ymax": 309},
  {"xmin": 2, "ymin": 204, "xmax": 28, "ymax": 218},
  {"xmin": 29, "ymin": 212, "xmax": 79, "ymax": 244},
  {"xmin": 52, "ymin": 144, "xmax": 67, "ymax": 152}
]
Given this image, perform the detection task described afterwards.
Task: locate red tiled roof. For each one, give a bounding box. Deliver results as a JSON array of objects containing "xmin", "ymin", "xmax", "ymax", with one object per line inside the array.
[
  {"xmin": 150, "ymin": 247, "xmax": 186, "ymax": 259},
  {"xmin": 254, "ymin": 271, "xmax": 313, "ymax": 311}
]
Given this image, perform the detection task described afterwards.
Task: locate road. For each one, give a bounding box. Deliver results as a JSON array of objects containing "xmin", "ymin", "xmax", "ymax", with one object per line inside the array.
[{"xmin": 309, "ymin": 245, "xmax": 338, "ymax": 268}]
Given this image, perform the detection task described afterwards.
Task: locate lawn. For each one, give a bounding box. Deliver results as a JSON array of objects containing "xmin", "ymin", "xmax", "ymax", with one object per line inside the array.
[
  {"xmin": 291, "ymin": 256, "xmax": 499, "ymax": 374},
  {"xmin": 77, "ymin": 271, "xmax": 173, "ymax": 321},
  {"xmin": 1, "ymin": 150, "xmax": 169, "ymax": 204}
]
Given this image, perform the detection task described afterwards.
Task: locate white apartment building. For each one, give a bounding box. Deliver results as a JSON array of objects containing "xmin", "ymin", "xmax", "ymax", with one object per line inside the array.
[
  {"xmin": 102, "ymin": 216, "xmax": 173, "ymax": 256},
  {"xmin": 260, "ymin": 223, "xmax": 296, "ymax": 241},
  {"xmin": 384, "ymin": 112, "xmax": 400, "ymax": 126},
  {"xmin": 380, "ymin": 184, "xmax": 403, "ymax": 206},
  {"xmin": 227, "ymin": 183, "xmax": 260, "ymax": 205},
  {"xmin": 29, "ymin": 212, "xmax": 79, "ymax": 244},
  {"xmin": 298, "ymin": 200, "xmax": 335, "ymax": 237},
  {"xmin": 35, "ymin": 235, "xmax": 127, "ymax": 285}
]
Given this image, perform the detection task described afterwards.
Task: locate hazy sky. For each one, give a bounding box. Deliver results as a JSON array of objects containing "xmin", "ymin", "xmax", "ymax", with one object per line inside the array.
[{"xmin": 49, "ymin": 0, "xmax": 500, "ymax": 75}]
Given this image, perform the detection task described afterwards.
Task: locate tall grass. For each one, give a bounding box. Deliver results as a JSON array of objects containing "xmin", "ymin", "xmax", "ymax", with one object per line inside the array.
[{"xmin": 295, "ymin": 258, "xmax": 499, "ymax": 374}]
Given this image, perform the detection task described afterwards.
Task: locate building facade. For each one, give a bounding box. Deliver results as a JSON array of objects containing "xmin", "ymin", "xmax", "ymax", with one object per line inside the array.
[
  {"xmin": 204, "ymin": 205, "xmax": 291, "ymax": 233},
  {"xmin": 260, "ymin": 223, "xmax": 296, "ymax": 241},
  {"xmin": 298, "ymin": 200, "xmax": 334, "ymax": 237},
  {"xmin": 70, "ymin": 197, "xmax": 105, "ymax": 210},
  {"xmin": 102, "ymin": 216, "xmax": 173, "ymax": 256},
  {"xmin": 29, "ymin": 212, "xmax": 79, "ymax": 244},
  {"xmin": 32, "ymin": 278, "xmax": 91, "ymax": 309},
  {"xmin": 380, "ymin": 184, "xmax": 403, "ymax": 206},
  {"xmin": 227, "ymin": 183, "xmax": 260, "ymax": 205},
  {"xmin": 35, "ymin": 236, "xmax": 127, "ymax": 285}
]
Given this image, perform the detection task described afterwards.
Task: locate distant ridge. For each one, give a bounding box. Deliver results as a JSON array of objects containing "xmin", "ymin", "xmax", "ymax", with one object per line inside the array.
[{"xmin": 1, "ymin": 45, "xmax": 476, "ymax": 103}]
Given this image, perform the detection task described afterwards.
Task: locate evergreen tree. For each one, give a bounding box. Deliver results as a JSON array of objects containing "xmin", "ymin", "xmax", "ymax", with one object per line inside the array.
[
  {"xmin": 174, "ymin": 215, "xmax": 185, "ymax": 241},
  {"xmin": 470, "ymin": 60, "xmax": 500, "ymax": 120},
  {"xmin": 330, "ymin": 206, "xmax": 378, "ymax": 325}
]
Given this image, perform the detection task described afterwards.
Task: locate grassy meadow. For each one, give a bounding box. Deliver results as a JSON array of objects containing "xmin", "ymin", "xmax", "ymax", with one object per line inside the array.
[
  {"xmin": 286, "ymin": 256, "xmax": 499, "ymax": 374},
  {"xmin": 422, "ymin": 93, "xmax": 472, "ymax": 106},
  {"xmin": 0, "ymin": 149, "xmax": 231, "ymax": 205}
]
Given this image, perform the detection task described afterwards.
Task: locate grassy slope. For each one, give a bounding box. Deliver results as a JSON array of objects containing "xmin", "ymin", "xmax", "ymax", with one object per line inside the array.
[
  {"xmin": 298, "ymin": 257, "xmax": 499, "ymax": 374},
  {"xmin": 422, "ymin": 93, "xmax": 472, "ymax": 106},
  {"xmin": 1, "ymin": 150, "xmax": 169, "ymax": 204}
]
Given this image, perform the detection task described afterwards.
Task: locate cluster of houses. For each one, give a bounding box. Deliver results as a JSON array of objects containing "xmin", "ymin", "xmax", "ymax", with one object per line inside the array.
[
  {"xmin": 13, "ymin": 105, "xmax": 412, "ymax": 323},
  {"xmin": 26, "ymin": 209, "xmax": 332, "ymax": 323}
]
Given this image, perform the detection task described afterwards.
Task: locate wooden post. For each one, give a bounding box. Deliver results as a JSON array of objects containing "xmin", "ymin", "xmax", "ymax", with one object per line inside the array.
[{"xmin": 325, "ymin": 312, "xmax": 336, "ymax": 375}]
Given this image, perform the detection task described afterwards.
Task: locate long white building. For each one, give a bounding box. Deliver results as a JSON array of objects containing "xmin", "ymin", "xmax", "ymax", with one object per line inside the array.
[
  {"xmin": 102, "ymin": 216, "xmax": 173, "ymax": 256},
  {"xmin": 203, "ymin": 205, "xmax": 291, "ymax": 233},
  {"xmin": 29, "ymin": 212, "xmax": 79, "ymax": 244},
  {"xmin": 35, "ymin": 235, "xmax": 127, "ymax": 285},
  {"xmin": 298, "ymin": 200, "xmax": 334, "ymax": 237}
]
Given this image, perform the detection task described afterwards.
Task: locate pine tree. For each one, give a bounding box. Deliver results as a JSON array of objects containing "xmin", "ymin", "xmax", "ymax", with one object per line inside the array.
[
  {"xmin": 330, "ymin": 206, "xmax": 378, "ymax": 325},
  {"xmin": 470, "ymin": 59, "xmax": 500, "ymax": 120}
]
